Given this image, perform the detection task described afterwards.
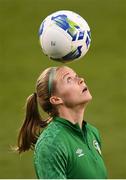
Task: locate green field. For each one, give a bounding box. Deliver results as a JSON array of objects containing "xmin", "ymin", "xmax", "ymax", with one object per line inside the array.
[{"xmin": 0, "ymin": 0, "xmax": 126, "ymax": 178}]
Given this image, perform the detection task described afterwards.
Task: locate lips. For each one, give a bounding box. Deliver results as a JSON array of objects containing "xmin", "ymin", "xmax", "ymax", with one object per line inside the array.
[{"xmin": 82, "ymin": 87, "xmax": 88, "ymax": 93}]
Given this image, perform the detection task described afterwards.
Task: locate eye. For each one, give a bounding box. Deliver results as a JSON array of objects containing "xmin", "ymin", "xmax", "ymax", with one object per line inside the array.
[
  {"xmin": 67, "ymin": 77, "xmax": 72, "ymax": 83},
  {"xmin": 75, "ymin": 74, "xmax": 79, "ymax": 78}
]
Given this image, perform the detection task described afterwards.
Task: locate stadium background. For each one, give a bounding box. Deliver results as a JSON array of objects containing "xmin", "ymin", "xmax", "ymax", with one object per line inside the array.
[{"xmin": 0, "ymin": 0, "xmax": 126, "ymax": 178}]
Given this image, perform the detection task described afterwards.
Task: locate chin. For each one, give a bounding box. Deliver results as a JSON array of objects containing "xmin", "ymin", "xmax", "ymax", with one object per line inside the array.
[
  {"xmin": 82, "ymin": 95, "xmax": 92, "ymax": 104},
  {"xmin": 88, "ymin": 94, "xmax": 92, "ymax": 101}
]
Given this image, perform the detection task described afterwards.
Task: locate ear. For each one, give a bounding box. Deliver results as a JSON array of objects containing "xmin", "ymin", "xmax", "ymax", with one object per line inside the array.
[{"xmin": 49, "ymin": 96, "xmax": 63, "ymax": 105}]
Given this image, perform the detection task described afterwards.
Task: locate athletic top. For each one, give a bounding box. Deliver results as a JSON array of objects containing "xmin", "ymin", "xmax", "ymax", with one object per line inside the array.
[{"xmin": 34, "ymin": 116, "xmax": 108, "ymax": 179}]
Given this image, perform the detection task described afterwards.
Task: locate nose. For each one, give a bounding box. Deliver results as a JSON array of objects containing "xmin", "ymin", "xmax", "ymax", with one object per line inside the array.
[{"xmin": 78, "ymin": 77, "xmax": 84, "ymax": 85}]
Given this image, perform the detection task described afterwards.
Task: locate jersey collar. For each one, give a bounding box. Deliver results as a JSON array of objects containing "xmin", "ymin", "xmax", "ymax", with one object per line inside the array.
[{"xmin": 53, "ymin": 116, "xmax": 87, "ymax": 134}]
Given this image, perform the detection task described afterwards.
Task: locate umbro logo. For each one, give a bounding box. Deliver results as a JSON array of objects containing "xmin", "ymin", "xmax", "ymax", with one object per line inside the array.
[{"xmin": 76, "ymin": 148, "xmax": 85, "ymax": 157}]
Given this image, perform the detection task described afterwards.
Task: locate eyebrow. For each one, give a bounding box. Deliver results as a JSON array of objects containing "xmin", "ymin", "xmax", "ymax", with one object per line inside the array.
[
  {"xmin": 62, "ymin": 72, "xmax": 78, "ymax": 80},
  {"xmin": 62, "ymin": 72, "xmax": 70, "ymax": 79}
]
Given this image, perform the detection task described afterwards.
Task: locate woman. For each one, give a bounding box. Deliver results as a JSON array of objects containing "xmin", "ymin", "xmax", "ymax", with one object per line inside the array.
[{"xmin": 17, "ymin": 66, "xmax": 108, "ymax": 179}]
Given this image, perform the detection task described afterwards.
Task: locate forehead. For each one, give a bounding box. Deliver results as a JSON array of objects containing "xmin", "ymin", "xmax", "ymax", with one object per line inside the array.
[{"xmin": 55, "ymin": 67, "xmax": 75, "ymax": 81}]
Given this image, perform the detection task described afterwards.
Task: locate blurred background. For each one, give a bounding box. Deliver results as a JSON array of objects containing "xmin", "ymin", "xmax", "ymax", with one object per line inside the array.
[{"xmin": 0, "ymin": 0, "xmax": 126, "ymax": 178}]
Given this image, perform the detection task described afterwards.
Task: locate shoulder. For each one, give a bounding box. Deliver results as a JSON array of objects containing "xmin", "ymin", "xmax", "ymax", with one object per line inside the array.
[
  {"xmin": 86, "ymin": 122, "xmax": 100, "ymax": 135},
  {"xmin": 86, "ymin": 122, "xmax": 101, "ymax": 145},
  {"xmin": 34, "ymin": 121, "xmax": 68, "ymax": 179},
  {"xmin": 35, "ymin": 121, "xmax": 67, "ymax": 153}
]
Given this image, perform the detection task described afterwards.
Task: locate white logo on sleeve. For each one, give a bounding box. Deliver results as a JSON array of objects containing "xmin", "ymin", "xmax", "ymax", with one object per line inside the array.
[
  {"xmin": 93, "ymin": 140, "xmax": 102, "ymax": 155},
  {"xmin": 76, "ymin": 148, "xmax": 85, "ymax": 157}
]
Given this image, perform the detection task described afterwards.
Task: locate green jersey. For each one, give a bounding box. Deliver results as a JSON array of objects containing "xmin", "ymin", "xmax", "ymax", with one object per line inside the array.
[{"xmin": 34, "ymin": 116, "xmax": 108, "ymax": 179}]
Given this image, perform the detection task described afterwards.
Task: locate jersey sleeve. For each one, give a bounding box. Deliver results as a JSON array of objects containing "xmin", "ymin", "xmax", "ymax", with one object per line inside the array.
[{"xmin": 34, "ymin": 137, "xmax": 67, "ymax": 179}]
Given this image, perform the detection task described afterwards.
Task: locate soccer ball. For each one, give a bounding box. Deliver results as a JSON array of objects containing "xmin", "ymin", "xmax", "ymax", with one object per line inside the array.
[{"xmin": 39, "ymin": 10, "xmax": 91, "ymax": 63}]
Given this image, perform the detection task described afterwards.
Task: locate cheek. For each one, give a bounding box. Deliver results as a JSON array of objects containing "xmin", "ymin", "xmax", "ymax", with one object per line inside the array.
[
  {"xmin": 56, "ymin": 84, "xmax": 71, "ymax": 98},
  {"xmin": 62, "ymin": 90, "xmax": 72, "ymax": 98},
  {"xmin": 61, "ymin": 86, "xmax": 78, "ymax": 99},
  {"xmin": 55, "ymin": 81, "xmax": 78, "ymax": 99}
]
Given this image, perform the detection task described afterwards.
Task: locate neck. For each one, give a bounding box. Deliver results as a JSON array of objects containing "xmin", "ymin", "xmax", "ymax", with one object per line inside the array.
[{"xmin": 58, "ymin": 105, "xmax": 86, "ymax": 128}]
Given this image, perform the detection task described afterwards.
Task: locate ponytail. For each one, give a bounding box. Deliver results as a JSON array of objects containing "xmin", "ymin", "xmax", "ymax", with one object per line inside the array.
[{"xmin": 17, "ymin": 93, "xmax": 48, "ymax": 153}]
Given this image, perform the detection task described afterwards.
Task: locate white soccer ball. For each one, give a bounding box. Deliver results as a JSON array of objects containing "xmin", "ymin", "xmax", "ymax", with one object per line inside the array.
[{"xmin": 39, "ymin": 10, "xmax": 91, "ymax": 63}]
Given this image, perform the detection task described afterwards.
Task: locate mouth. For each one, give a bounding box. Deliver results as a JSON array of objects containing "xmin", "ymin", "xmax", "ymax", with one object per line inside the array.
[{"xmin": 82, "ymin": 87, "xmax": 88, "ymax": 93}]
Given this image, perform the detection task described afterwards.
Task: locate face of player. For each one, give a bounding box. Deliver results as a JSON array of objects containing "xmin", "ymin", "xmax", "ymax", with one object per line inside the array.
[{"xmin": 53, "ymin": 66, "xmax": 92, "ymax": 108}]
